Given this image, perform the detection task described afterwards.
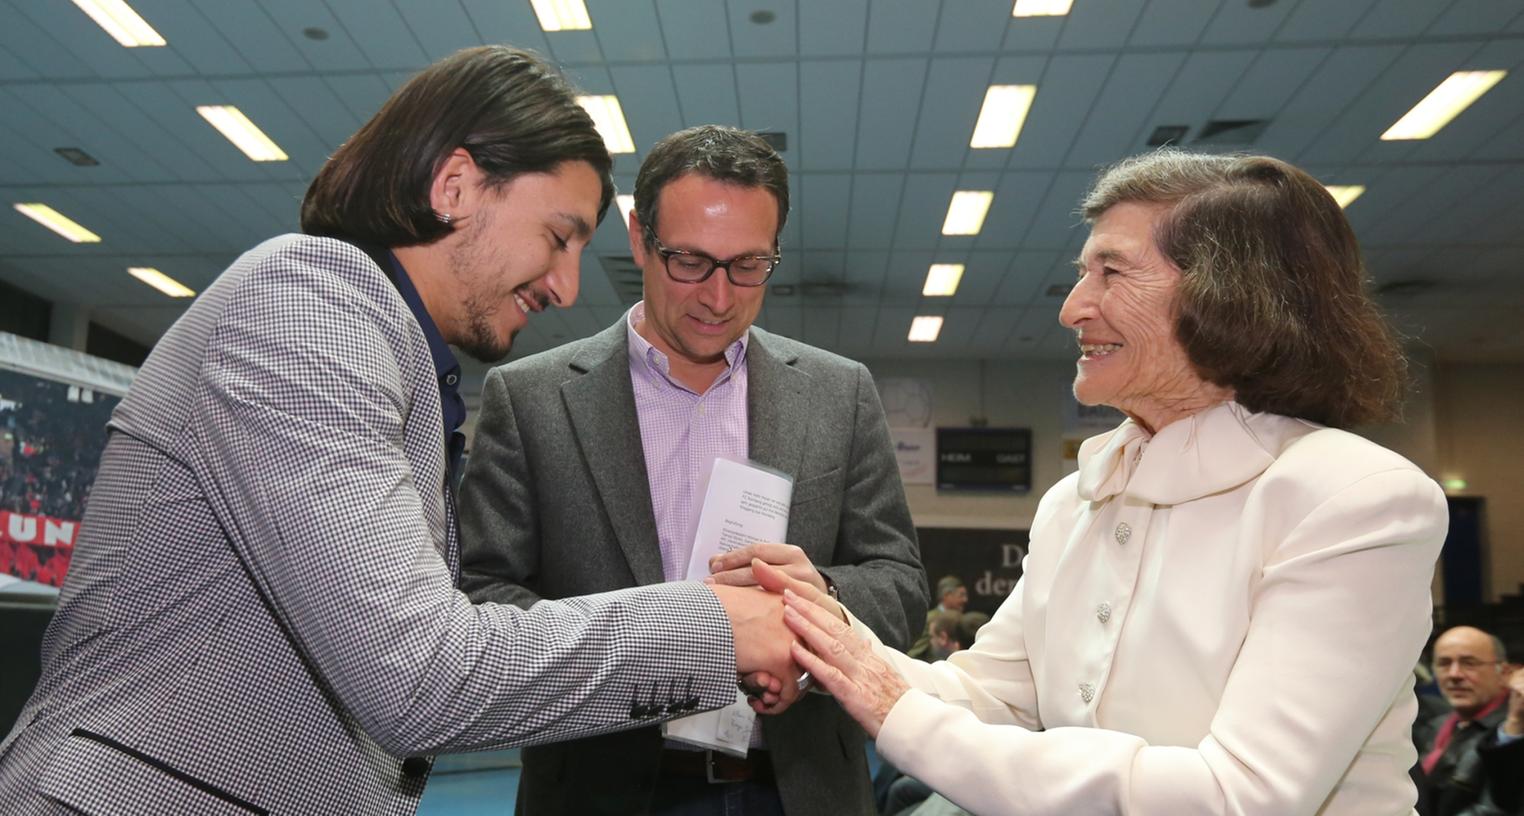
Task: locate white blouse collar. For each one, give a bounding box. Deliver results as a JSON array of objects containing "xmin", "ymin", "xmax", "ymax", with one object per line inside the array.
[{"xmin": 1076, "ymin": 401, "xmax": 1286, "ymax": 506}]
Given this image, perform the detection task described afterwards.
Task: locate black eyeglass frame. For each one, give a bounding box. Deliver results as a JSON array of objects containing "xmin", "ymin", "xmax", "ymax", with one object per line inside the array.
[{"xmin": 643, "ymin": 225, "xmax": 782, "ymax": 287}]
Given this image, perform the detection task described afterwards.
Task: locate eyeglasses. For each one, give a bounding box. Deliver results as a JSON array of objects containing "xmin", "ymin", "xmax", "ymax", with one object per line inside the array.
[
  {"xmin": 1433, "ymin": 657, "xmax": 1501, "ymax": 672},
  {"xmin": 644, "ymin": 226, "xmax": 780, "ymax": 287}
]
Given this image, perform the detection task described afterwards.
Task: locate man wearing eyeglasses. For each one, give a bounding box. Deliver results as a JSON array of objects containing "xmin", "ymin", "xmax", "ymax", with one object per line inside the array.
[
  {"xmin": 457, "ymin": 125, "xmax": 925, "ymax": 815},
  {"xmin": 1413, "ymin": 625, "xmax": 1524, "ymax": 816}
]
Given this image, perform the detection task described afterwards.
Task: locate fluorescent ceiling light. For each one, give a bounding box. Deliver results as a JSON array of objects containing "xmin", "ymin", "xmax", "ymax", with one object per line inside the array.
[
  {"xmin": 128, "ymin": 267, "xmax": 196, "ymax": 298},
  {"xmin": 942, "ymin": 191, "xmax": 995, "ymax": 236},
  {"xmin": 922, "ymin": 264, "xmax": 964, "ymax": 297},
  {"xmin": 196, "ymin": 106, "xmax": 288, "ymax": 161},
  {"xmin": 576, "ymin": 95, "xmax": 636, "ymax": 154},
  {"xmin": 13, "ymin": 203, "xmax": 102, "ymax": 243},
  {"xmin": 71, "ymin": 0, "xmax": 166, "ymax": 47},
  {"xmin": 1323, "ymin": 185, "xmax": 1365, "ymax": 209},
  {"xmin": 529, "ymin": 0, "xmax": 592, "ymax": 31},
  {"xmin": 616, "ymin": 194, "xmax": 636, "ymax": 228},
  {"xmin": 970, "ymin": 85, "xmax": 1037, "ymax": 149},
  {"xmin": 908, "ymin": 316, "xmax": 944, "ymax": 343},
  {"xmin": 1013, "ymin": 0, "xmax": 1074, "ymax": 17},
  {"xmin": 1380, "ymin": 70, "xmax": 1507, "ymax": 141}
]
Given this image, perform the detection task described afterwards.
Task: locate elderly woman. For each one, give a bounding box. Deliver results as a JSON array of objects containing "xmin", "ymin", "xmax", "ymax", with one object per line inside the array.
[{"xmin": 764, "ymin": 149, "xmax": 1448, "ymax": 815}]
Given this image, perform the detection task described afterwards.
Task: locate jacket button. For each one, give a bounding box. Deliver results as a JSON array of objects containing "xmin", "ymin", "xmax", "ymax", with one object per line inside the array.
[
  {"xmin": 1096, "ymin": 602, "xmax": 1112, "ymax": 623},
  {"xmin": 402, "ymin": 757, "xmax": 431, "ymax": 778},
  {"xmin": 1114, "ymin": 523, "xmax": 1132, "ymax": 545},
  {"xmin": 1078, "ymin": 682, "xmax": 1095, "ymax": 703}
]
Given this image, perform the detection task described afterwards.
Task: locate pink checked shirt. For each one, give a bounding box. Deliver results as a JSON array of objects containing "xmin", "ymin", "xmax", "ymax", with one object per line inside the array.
[{"xmin": 625, "ymin": 303, "xmax": 750, "ymax": 583}]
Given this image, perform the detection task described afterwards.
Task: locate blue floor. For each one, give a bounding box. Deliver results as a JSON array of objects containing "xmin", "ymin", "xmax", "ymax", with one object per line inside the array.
[
  {"xmin": 418, "ymin": 743, "xmax": 882, "ymax": 814},
  {"xmin": 418, "ymin": 750, "xmax": 521, "ymax": 816}
]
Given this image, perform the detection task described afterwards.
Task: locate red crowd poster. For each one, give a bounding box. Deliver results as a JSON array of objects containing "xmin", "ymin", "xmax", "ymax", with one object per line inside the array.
[{"xmin": 1, "ymin": 366, "xmax": 121, "ymax": 588}]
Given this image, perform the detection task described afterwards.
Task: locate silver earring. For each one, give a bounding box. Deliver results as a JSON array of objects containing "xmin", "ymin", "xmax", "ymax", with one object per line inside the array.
[{"xmin": 436, "ymin": 211, "xmax": 454, "ymax": 225}]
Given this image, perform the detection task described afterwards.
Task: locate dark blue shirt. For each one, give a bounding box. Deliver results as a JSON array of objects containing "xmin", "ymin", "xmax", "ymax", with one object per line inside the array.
[{"xmin": 380, "ymin": 251, "xmax": 467, "ymax": 485}]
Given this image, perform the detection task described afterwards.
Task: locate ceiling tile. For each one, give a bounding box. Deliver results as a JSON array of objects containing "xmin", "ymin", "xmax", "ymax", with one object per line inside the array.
[
  {"xmin": 800, "ymin": 0, "xmax": 868, "ymax": 56},
  {"xmin": 1057, "ymin": 0, "xmax": 1146, "ymax": 50},
  {"xmin": 727, "ymin": 0, "xmax": 796, "ymax": 58},
  {"xmin": 456, "ymin": 0, "xmax": 552, "ymax": 55},
  {"xmin": 798, "ymin": 60, "xmax": 862, "ymax": 171},
  {"xmin": 1005, "ymin": 53, "xmax": 1113, "ymax": 169},
  {"xmin": 590, "ymin": 1, "xmax": 667, "ymax": 62},
  {"xmin": 1348, "ymin": 0, "xmax": 1450, "ymax": 39},
  {"xmin": 1275, "ymin": 0, "xmax": 1381, "ymax": 43},
  {"xmin": 1127, "ymin": 0, "xmax": 1217, "ymax": 48},
  {"xmin": 933, "ymin": 1, "xmax": 1011, "ymax": 53},
  {"xmin": 992, "ymin": 250, "xmax": 1063, "ymax": 304},
  {"xmin": 736, "ymin": 62, "xmax": 799, "ymax": 137},
  {"xmin": 655, "ymin": 0, "xmax": 732, "ymax": 60},
  {"xmin": 1064, "ymin": 51, "xmax": 1187, "ymax": 167},
  {"xmin": 910, "ymin": 56, "xmax": 996, "ymax": 170},
  {"xmin": 1427, "ymin": 0, "xmax": 1521, "ymax": 36},
  {"xmin": 1139, "ymin": 50, "xmax": 1256, "ymax": 147},
  {"xmin": 866, "ymin": 0, "xmax": 939, "ymax": 53},
  {"xmin": 969, "ymin": 305, "xmax": 1022, "ymax": 350},
  {"xmin": 892, "ymin": 173, "xmax": 957, "ymax": 250},
  {"xmin": 391, "ymin": 1, "xmax": 486, "ymax": 63},
  {"xmin": 1212, "ymin": 46, "xmax": 1331, "ymax": 122},
  {"xmin": 609, "ymin": 64, "xmax": 684, "ymax": 153},
  {"xmin": 254, "ymin": 0, "xmax": 372, "ymax": 71},
  {"xmin": 1197, "ymin": 0, "xmax": 1296, "ymax": 46},
  {"xmin": 975, "ymin": 170, "xmax": 1054, "ymax": 251},
  {"xmin": 1253, "ymin": 44, "xmax": 1403, "ymax": 161},
  {"xmin": 854, "ymin": 58, "xmax": 929, "ymax": 170},
  {"xmin": 671, "ymin": 63, "xmax": 741, "ymax": 126},
  {"xmin": 195, "ymin": 0, "xmax": 311, "ymax": 73},
  {"xmin": 322, "ymin": 0, "xmax": 429, "ymax": 71},
  {"xmin": 1299, "ymin": 41, "xmax": 1480, "ymax": 166},
  {"xmin": 797, "ymin": 174, "xmax": 851, "ymax": 249}
]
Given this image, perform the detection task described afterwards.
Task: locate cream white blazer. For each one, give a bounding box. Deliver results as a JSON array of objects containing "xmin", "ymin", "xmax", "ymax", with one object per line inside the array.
[{"xmin": 858, "ymin": 401, "xmax": 1447, "ymax": 816}]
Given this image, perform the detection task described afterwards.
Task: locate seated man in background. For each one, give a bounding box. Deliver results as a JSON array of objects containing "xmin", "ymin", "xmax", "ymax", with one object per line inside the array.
[
  {"xmin": 907, "ymin": 575, "xmax": 967, "ymax": 661},
  {"xmin": 1415, "ymin": 625, "xmax": 1524, "ymax": 816},
  {"xmin": 926, "ymin": 610, "xmax": 965, "ymax": 661}
]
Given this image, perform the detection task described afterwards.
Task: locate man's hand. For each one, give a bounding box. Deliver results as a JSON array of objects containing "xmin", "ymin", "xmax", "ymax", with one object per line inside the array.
[
  {"xmin": 753, "ymin": 561, "xmax": 908, "ymax": 739},
  {"xmin": 708, "ymin": 584, "xmax": 804, "ymax": 712},
  {"xmin": 1504, "ymin": 668, "xmax": 1524, "ymax": 737},
  {"xmin": 707, "ymin": 542, "xmax": 828, "ymax": 595}
]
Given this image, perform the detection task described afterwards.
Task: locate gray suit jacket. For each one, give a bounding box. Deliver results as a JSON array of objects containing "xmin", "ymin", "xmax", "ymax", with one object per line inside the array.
[
  {"xmin": 0, "ymin": 236, "xmax": 740, "ymax": 816},
  {"xmin": 458, "ymin": 319, "xmax": 928, "ymax": 816}
]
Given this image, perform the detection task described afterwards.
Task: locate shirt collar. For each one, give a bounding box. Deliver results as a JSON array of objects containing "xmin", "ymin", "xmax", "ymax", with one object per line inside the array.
[
  {"xmin": 382, "ymin": 251, "xmax": 461, "ymax": 389},
  {"xmin": 624, "ymin": 301, "xmax": 748, "ymax": 387},
  {"xmin": 1076, "ymin": 401, "xmax": 1296, "ymax": 506}
]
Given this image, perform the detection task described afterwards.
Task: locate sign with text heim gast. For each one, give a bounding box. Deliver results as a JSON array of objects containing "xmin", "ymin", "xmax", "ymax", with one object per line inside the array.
[{"xmin": 935, "ymin": 427, "xmax": 1031, "ymax": 493}]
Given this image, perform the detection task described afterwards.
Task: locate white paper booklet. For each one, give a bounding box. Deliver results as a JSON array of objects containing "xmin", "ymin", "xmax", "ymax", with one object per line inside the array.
[{"xmin": 662, "ymin": 456, "xmax": 793, "ymax": 757}]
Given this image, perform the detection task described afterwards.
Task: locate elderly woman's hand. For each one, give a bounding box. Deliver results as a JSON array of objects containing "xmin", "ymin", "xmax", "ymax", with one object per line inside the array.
[{"xmin": 752, "ymin": 560, "xmax": 909, "ymax": 738}]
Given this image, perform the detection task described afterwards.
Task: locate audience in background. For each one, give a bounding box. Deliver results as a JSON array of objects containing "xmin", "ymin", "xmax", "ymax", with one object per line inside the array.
[
  {"xmin": 908, "ymin": 575, "xmax": 968, "ymax": 661},
  {"xmin": 1414, "ymin": 625, "xmax": 1524, "ymax": 816},
  {"xmin": 0, "ymin": 373, "xmax": 115, "ymax": 521}
]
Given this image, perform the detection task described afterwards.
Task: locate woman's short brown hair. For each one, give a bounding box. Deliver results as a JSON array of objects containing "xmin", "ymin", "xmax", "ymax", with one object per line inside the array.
[
  {"xmin": 301, "ymin": 46, "xmax": 614, "ymax": 247},
  {"xmin": 1081, "ymin": 148, "xmax": 1406, "ymax": 429}
]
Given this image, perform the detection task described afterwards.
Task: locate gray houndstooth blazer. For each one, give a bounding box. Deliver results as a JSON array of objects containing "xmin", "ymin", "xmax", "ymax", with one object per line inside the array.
[
  {"xmin": 458, "ymin": 319, "xmax": 928, "ymax": 815},
  {"xmin": 0, "ymin": 235, "xmax": 741, "ymax": 815}
]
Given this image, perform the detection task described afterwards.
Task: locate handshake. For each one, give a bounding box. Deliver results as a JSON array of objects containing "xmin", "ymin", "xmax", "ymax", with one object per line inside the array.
[{"xmin": 703, "ymin": 542, "xmax": 850, "ymax": 716}]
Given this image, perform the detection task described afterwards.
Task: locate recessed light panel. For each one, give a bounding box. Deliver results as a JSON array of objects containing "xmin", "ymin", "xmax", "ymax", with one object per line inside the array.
[
  {"xmin": 14, "ymin": 203, "xmax": 102, "ymax": 243},
  {"xmin": 576, "ymin": 95, "xmax": 636, "ymax": 154},
  {"xmin": 1381, "ymin": 70, "xmax": 1507, "ymax": 141},
  {"xmin": 196, "ymin": 106, "xmax": 289, "ymax": 162}
]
